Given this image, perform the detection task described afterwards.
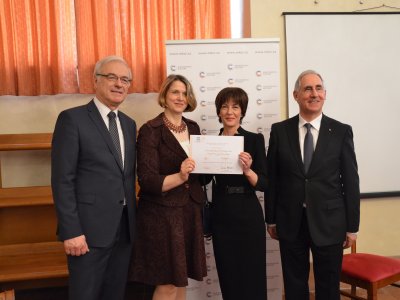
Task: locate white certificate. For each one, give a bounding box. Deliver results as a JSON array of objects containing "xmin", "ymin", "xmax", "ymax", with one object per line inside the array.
[{"xmin": 190, "ymin": 135, "xmax": 244, "ymax": 174}]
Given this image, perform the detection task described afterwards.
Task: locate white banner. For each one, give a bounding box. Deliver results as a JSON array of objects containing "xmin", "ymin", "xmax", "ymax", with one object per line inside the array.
[{"xmin": 166, "ymin": 38, "xmax": 282, "ymax": 300}]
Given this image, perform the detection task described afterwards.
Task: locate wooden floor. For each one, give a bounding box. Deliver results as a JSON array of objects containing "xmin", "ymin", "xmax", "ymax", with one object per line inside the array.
[
  {"xmin": 13, "ymin": 283, "xmax": 400, "ymax": 300},
  {"xmin": 13, "ymin": 282, "xmax": 154, "ymax": 300},
  {"xmin": 336, "ymin": 284, "xmax": 400, "ymax": 300},
  {"xmin": 9, "ymin": 272, "xmax": 400, "ymax": 299},
  {"xmin": 307, "ymin": 268, "xmax": 400, "ymax": 300}
]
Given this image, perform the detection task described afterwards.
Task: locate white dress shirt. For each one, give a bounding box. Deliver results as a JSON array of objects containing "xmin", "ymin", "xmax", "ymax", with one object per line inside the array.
[{"xmin": 298, "ymin": 114, "xmax": 322, "ymax": 163}]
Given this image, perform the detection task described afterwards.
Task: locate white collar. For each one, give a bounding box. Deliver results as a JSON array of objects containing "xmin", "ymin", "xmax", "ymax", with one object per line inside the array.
[
  {"xmin": 298, "ymin": 114, "xmax": 322, "ymax": 131},
  {"xmin": 93, "ymin": 97, "xmax": 118, "ymax": 120}
]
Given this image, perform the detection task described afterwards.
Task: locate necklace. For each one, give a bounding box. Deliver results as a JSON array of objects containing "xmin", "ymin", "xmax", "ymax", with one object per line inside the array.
[{"xmin": 163, "ymin": 115, "xmax": 187, "ymax": 134}]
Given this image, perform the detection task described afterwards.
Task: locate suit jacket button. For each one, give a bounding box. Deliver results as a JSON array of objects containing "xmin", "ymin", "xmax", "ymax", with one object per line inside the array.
[{"xmin": 184, "ymin": 183, "xmax": 190, "ymax": 188}]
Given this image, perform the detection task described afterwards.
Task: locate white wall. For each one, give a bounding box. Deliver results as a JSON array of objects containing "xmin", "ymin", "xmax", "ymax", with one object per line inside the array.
[{"xmin": 250, "ymin": 0, "xmax": 400, "ymax": 257}]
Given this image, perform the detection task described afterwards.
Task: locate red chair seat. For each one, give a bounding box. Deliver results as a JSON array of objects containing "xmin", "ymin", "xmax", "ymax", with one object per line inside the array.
[{"xmin": 342, "ymin": 253, "xmax": 400, "ymax": 282}]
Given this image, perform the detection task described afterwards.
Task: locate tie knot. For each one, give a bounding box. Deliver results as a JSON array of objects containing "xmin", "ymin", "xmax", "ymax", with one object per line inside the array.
[
  {"xmin": 304, "ymin": 123, "xmax": 312, "ymax": 130},
  {"xmin": 108, "ymin": 111, "xmax": 116, "ymax": 119}
]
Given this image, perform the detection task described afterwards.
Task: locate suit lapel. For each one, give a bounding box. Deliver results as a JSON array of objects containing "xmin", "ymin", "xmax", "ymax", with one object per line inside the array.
[
  {"xmin": 119, "ymin": 112, "xmax": 135, "ymax": 175},
  {"xmin": 286, "ymin": 115, "xmax": 305, "ymax": 173},
  {"xmin": 87, "ymin": 100, "xmax": 124, "ymax": 172},
  {"xmin": 161, "ymin": 126, "xmax": 188, "ymax": 159}
]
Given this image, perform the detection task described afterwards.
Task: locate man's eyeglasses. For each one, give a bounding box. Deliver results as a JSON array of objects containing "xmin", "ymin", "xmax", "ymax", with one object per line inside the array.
[{"xmin": 96, "ymin": 73, "xmax": 132, "ymax": 86}]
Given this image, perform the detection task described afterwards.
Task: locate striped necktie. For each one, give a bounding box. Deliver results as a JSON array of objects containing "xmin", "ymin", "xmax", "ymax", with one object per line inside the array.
[{"xmin": 108, "ymin": 111, "xmax": 123, "ymax": 168}]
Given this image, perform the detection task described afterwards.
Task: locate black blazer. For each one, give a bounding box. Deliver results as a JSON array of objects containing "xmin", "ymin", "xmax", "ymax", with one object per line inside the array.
[
  {"xmin": 51, "ymin": 100, "xmax": 136, "ymax": 247},
  {"xmin": 266, "ymin": 114, "xmax": 360, "ymax": 246}
]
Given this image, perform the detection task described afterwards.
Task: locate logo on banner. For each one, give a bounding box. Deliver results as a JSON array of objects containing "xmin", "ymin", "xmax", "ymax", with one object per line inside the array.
[{"xmin": 166, "ymin": 39, "xmax": 281, "ymax": 300}]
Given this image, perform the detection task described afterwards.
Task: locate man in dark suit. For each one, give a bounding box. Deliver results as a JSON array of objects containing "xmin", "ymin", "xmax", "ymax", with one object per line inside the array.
[
  {"xmin": 266, "ymin": 70, "xmax": 360, "ymax": 300},
  {"xmin": 51, "ymin": 56, "xmax": 137, "ymax": 300}
]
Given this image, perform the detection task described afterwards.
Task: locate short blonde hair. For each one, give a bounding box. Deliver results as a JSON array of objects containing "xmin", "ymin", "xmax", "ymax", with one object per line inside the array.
[{"xmin": 158, "ymin": 74, "xmax": 197, "ymax": 112}]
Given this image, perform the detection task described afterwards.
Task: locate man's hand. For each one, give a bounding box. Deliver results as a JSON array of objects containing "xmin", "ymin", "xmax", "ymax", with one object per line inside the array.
[
  {"xmin": 64, "ymin": 235, "xmax": 90, "ymax": 256},
  {"xmin": 343, "ymin": 233, "xmax": 357, "ymax": 249}
]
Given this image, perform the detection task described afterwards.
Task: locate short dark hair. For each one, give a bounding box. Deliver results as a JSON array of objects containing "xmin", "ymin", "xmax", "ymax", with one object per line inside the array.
[
  {"xmin": 215, "ymin": 87, "xmax": 248, "ymax": 123},
  {"xmin": 158, "ymin": 74, "xmax": 197, "ymax": 112}
]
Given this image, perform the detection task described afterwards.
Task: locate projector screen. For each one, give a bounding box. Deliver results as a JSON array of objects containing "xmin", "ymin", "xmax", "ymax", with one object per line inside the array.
[{"xmin": 285, "ymin": 13, "xmax": 400, "ymax": 197}]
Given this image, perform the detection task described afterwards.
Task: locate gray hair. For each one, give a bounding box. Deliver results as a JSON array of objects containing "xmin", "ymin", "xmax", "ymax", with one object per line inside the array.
[
  {"xmin": 93, "ymin": 56, "xmax": 132, "ymax": 79},
  {"xmin": 294, "ymin": 70, "xmax": 324, "ymax": 91}
]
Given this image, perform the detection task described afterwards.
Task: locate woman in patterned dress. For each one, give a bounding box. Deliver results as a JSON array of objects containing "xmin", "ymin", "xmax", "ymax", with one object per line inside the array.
[{"xmin": 130, "ymin": 74, "xmax": 206, "ymax": 300}]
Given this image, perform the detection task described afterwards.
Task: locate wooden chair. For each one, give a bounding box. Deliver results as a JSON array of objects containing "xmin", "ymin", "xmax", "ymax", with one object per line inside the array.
[
  {"xmin": 0, "ymin": 289, "xmax": 15, "ymax": 300},
  {"xmin": 340, "ymin": 241, "xmax": 400, "ymax": 300}
]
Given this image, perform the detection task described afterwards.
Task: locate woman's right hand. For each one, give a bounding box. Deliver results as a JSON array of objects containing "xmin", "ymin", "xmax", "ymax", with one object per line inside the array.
[
  {"xmin": 179, "ymin": 157, "xmax": 196, "ymax": 181},
  {"xmin": 162, "ymin": 158, "xmax": 196, "ymax": 192}
]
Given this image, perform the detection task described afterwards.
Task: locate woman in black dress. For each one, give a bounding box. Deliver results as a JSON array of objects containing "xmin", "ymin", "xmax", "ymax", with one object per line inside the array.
[{"xmin": 212, "ymin": 87, "xmax": 268, "ymax": 300}]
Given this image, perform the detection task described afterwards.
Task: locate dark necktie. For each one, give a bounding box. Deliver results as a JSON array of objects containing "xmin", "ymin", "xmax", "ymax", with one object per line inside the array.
[
  {"xmin": 108, "ymin": 111, "xmax": 123, "ymax": 168},
  {"xmin": 304, "ymin": 123, "xmax": 314, "ymax": 173}
]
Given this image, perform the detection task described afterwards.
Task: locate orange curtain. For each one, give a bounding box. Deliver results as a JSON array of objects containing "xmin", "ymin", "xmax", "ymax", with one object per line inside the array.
[
  {"xmin": 0, "ymin": 0, "xmax": 78, "ymax": 96},
  {"xmin": 75, "ymin": 0, "xmax": 231, "ymax": 94},
  {"xmin": 0, "ymin": 0, "xmax": 230, "ymax": 96}
]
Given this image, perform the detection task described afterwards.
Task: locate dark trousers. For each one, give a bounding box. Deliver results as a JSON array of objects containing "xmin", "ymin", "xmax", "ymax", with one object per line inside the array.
[
  {"xmin": 212, "ymin": 193, "xmax": 267, "ymax": 300},
  {"xmin": 67, "ymin": 208, "xmax": 132, "ymax": 300},
  {"xmin": 279, "ymin": 209, "xmax": 343, "ymax": 300}
]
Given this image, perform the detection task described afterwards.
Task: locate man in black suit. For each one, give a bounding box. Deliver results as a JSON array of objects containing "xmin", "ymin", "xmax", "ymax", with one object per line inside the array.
[
  {"xmin": 51, "ymin": 56, "xmax": 136, "ymax": 300},
  {"xmin": 266, "ymin": 70, "xmax": 360, "ymax": 300}
]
